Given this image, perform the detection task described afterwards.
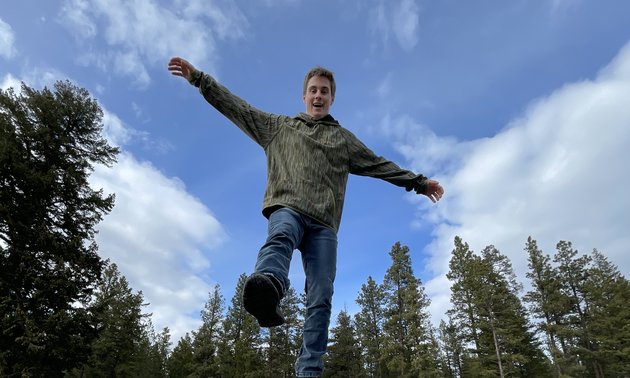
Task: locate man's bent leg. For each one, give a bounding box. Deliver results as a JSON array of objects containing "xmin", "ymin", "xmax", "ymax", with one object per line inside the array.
[
  {"xmin": 254, "ymin": 208, "xmax": 306, "ymax": 293},
  {"xmin": 245, "ymin": 208, "xmax": 306, "ymax": 327},
  {"xmin": 295, "ymin": 223, "xmax": 337, "ymax": 377}
]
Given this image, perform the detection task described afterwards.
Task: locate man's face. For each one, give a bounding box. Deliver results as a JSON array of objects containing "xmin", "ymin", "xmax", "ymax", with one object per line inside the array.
[{"xmin": 303, "ymin": 75, "xmax": 334, "ymax": 120}]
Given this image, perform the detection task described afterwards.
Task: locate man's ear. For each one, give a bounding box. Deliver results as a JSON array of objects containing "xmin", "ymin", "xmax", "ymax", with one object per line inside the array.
[
  {"xmin": 331, "ymin": 96, "xmax": 335, "ymax": 106},
  {"xmin": 302, "ymin": 93, "xmax": 306, "ymax": 104}
]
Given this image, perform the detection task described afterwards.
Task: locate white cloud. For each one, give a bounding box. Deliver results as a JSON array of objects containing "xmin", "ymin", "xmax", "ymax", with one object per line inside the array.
[
  {"xmin": 368, "ymin": 0, "xmax": 419, "ymax": 52},
  {"xmin": 177, "ymin": 0, "xmax": 249, "ymax": 40},
  {"xmin": 392, "ymin": 0, "xmax": 419, "ymax": 52},
  {"xmin": 0, "ymin": 18, "xmax": 17, "ymax": 60},
  {"xmin": 369, "ymin": 3, "xmax": 389, "ymax": 49},
  {"xmin": 113, "ymin": 50, "xmax": 151, "ymax": 90},
  {"xmin": 260, "ymin": 0, "xmax": 299, "ymax": 6},
  {"xmin": 1, "ymin": 68, "xmax": 70, "ymax": 94},
  {"xmin": 91, "ymin": 149, "xmax": 227, "ymax": 342},
  {"xmin": 391, "ymin": 40, "xmax": 630, "ymax": 324},
  {"xmin": 1, "ymin": 73, "xmax": 21, "ymax": 91},
  {"xmin": 59, "ymin": 0, "xmax": 97, "ymax": 40},
  {"xmin": 375, "ymin": 72, "xmax": 393, "ymax": 98},
  {"xmin": 132, "ymin": 101, "xmax": 142, "ymax": 118},
  {"xmin": 550, "ymin": 0, "xmax": 581, "ymax": 14},
  {"xmin": 58, "ymin": 0, "xmax": 249, "ymax": 87}
]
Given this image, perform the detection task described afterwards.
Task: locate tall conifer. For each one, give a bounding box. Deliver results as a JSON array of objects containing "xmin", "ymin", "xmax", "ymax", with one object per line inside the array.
[
  {"xmin": 381, "ymin": 242, "xmax": 436, "ymax": 377},
  {"xmin": 1, "ymin": 81, "xmax": 118, "ymax": 377}
]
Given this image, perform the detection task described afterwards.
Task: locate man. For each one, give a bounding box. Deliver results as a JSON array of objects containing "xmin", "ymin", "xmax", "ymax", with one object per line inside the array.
[{"xmin": 168, "ymin": 57, "xmax": 444, "ymax": 377}]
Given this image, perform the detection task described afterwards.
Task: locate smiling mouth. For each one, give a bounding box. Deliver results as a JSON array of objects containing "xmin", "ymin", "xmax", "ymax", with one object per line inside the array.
[{"xmin": 313, "ymin": 104, "xmax": 323, "ymax": 108}]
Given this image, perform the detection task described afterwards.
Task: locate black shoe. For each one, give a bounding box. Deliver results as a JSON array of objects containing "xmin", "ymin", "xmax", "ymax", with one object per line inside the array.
[{"xmin": 242, "ymin": 273, "xmax": 285, "ymax": 327}]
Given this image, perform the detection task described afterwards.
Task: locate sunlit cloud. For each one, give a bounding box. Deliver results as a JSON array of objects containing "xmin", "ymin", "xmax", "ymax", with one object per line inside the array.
[{"xmin": 390, "ymin": 40, "xmax": 630, "ymax": 323}]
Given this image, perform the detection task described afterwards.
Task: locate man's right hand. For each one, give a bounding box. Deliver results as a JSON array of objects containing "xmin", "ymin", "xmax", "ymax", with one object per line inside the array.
[{"xmin": 168, "ymin": 57, "xmax": 196, "ymax": 81}]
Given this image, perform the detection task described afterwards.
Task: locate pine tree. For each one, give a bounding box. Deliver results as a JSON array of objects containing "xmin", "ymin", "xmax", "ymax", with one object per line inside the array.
[
  {"xmin": 448, "ymin": 238, "xmax": 552, "ymax": 378},
  {"xmin": 189, "ymin": 284, "xmax": 224, "ymax": 378},
  {"xmin": 263, "ymin": 287, "xmax": 303, "ymax": 378},
  {"xmin": 381, "ymin": 242, "xmax": 436, "ymax": 377},
  {"xmin": 446, "ymin": 237, "xmax": 483, "ymax": 361},
  {"xmin": 554, "ymin": 240, "xmax": 597, "ymax": 377},
  {"xmin": 136, "ymin": 323, "xmax": 171, "ymax": 378},
  {"xmin": 167, "ymin": 333, "xmax": 194, "ymax": 378},
  {"xmin": 1, "ymin": 81, "xmax": 118, "ymax": 377},
  {"xmin": 322, "ymin": 306, "xmax": 364, "ymax": 378},
  {"xmin": 584, "ymin": 249, "xmax": 630, "ymax": 377},
  {"xmin": 523, "ymin": 236, "xmax": 572, "ymax": 376},
  {"xmin": 354, "ymin": 276, "xmax": 387, "ymax": 378},
  {"xmin": 77, "ymin": 263, "xmax": 148, "ymax": 378},
  {"xmin": 437, "ymin": 319, "xmax": 464, "ymax": 378},
  {"xmin": 218, "ymin": 273, "xmax": 263, "ymax": 378},
  {"xmin": 476, "ymin": 245, "xmax": 551, "ymax": 378}
]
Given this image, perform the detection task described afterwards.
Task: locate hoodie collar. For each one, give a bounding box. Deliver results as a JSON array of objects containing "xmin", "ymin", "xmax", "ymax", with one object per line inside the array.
[{"xmin": 294, "ymin": 112, "xmax": 339, "ymax": 127}]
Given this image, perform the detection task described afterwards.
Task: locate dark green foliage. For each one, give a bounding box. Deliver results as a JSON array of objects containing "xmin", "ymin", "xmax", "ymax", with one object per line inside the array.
[
  {"xmin": 188, "ymin": 285, "xmax": 225, "ymax": 378},
  {"xmin": 447, "ymin": 237, "xmax": 553, "ymax": 378},
  {"xmin": 322, "ymin": 307, "xmax": 364, "ymax": 378},
  {"xmin": 0, "ymin": 81, "xmax": 118, "ymax": 377},
  {"xmin": 584, "ymin": 249, "xmax": 630, "ymax": 377},
  {"xmin": 524, "ymin": 236, "xmax": 574, "ymax": 376},
  {"xmin": 136, "ymin": 324, "xmax": 171, "ymax": 378},
  {"xmin": 354, "ymin": 276, "xmax": 387, "ymax": 378},
  {"xmin": 381, "ymin": 242, "xmax": 438, "ymax": 378},
  {"xmin": 85, "ymin": 263, "xmax": 147, "ymax": 377},
  {"xmin": 217, "ymin": 273, "xmax": 264, "ymax": 378},
  {"xmin": 437, "ymin": 319, "xmax": 464, "ymax": 378},
  {"xmin": 263, "ymin": 287, "xmax": 303, "ymax": 378},
  {"xmin": 167, "ymin": 333, "xmax": 194, "ymax": 378}
]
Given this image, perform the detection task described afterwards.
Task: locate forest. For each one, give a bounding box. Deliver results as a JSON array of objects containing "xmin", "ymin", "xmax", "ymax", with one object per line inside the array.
[{"xmin": 2, "ymin": 82, "xmax": 629, "ymax": 378}]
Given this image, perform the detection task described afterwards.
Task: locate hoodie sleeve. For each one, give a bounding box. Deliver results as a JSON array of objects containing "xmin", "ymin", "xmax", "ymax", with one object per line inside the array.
[
  {"xmin": 342, "ymin": 128, "xmax": 428, "ymax": 195},
  {"xmin": 189, "ymin": 70, "xmax": 285, "ymax": 148}
]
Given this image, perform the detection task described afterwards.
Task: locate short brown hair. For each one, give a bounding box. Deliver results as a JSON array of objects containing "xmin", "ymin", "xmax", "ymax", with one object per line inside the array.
[{"xmin": 303, "ymin": 66, "xmax": 336, "ymax": 97}]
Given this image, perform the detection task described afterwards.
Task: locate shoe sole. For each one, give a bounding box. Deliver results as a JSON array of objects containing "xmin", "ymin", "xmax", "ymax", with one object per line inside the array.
[{"xmin": 242, "ymin": 274, "xmax": 285, "ymax": 327}]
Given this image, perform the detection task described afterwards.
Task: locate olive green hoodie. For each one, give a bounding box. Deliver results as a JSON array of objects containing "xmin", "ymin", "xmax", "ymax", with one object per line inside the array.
[{"xmin": 189, "ymin": 71, "xmax": 427, "ymax": 233}]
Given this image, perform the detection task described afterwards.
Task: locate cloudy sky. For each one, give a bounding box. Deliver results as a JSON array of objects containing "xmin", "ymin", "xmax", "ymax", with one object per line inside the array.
[{"xmin": 2, "ymin": 0, "xmax": 629, "ymax": 342}]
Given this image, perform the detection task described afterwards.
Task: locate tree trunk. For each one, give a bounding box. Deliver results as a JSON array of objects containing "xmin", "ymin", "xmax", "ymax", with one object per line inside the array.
[
  {"xmin": 545, "ymin": 317, "xmax": 563, "ymax": 377},
  {"xmin": 488, "ymin": 304, "xmax": 504, "ymax": 378},
  {"xmin": 592, "ymin": 360, "xmax": 604, "ymax": 378},
  {"xmin": 492, "ymin": 325, "xmax": 504, "ymax": 378}
]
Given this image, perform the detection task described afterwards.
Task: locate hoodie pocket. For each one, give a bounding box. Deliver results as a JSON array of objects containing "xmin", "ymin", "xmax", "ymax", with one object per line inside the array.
[{"xmin": 273, "ymin": 180, "xmax": 336, "ymax": 216}]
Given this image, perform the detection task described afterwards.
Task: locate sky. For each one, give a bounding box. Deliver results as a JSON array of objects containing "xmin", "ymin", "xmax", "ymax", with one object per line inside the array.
[{"xmin": 2, "ymin": 0, "xmax": 630, "ymax": 343}]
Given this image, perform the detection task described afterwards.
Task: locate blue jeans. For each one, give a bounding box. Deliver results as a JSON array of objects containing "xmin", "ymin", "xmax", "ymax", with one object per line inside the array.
[{"xmin": 254, "ymin": 207, "xmax": 337, "ymax": 377}]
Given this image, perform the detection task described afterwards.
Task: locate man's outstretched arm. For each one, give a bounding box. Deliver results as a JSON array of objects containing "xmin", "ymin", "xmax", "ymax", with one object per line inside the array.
[
  {"xmin": 167, "ymin": 57, "xmax": 284, "ymax": 148},
  {"xmin": 343, "ymin": 128, "xmax": 444, "ymax": 203}
]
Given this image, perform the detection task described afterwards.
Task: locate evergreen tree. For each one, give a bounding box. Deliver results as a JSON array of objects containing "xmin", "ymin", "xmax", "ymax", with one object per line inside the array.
[
  {"xmin": 167, "ymin": 333, "xmax": 194, "ymax": 378},
  {"xmin": 437, "ymin": 319, "xmax": 464, "ymax": 378},
  {"xmin": 322, "ymin": 306, "xmax": 364, "ymax": 378},
  {"xmin": 354, "ymin": 276, "xmax": 387, "ymax": 378},
  {"xmin": 189, "ymin": 284, "xmax": 224, "ymax": 378},
  {"xmin": 217, "ymin": 273, "xmax": 263, "ymax": 378},
  {"xmin": 554, "ymin": 240, "xmax": 597, "ymax": 377},
  {"xmin": 1, "ymin": 81, "xmax": 118, "ymax": 377},
  {"xmin": 136, "ymin": 323, "xmax": 171, "ymax": 378},
  {"xmin": 523, "ymin": 236, "xmax": 573, "ymax": 376},
  {"xmin": 263, "ymin": 287, "xmax": 303, "ymax": 378},
  {"xmin": 446, "ymin": 237, "xmax": 483, "ymax": 361},
  {"xmin": 476, "ymin": 245, "xmax": 551, "ymax": 378},
  {"xmin": 69, "ymin": 263, "xmax": 148, "ymax": 378},
  {"xmin": 448, "ymin": 238, "xmax": 552, "ymax": 378},
  {"xmin": 381, "ymin": 242, "xmax": 437, "ymax": 377},
  {"xmin": 583, "ymin": 249, "xmax": 630, "ymax": 377}
]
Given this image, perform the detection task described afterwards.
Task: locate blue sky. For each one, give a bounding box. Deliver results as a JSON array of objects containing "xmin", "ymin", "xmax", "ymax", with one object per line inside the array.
[{"xmin": 2, "ymin": 0, "xmax": 630, "ymax": 342}]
